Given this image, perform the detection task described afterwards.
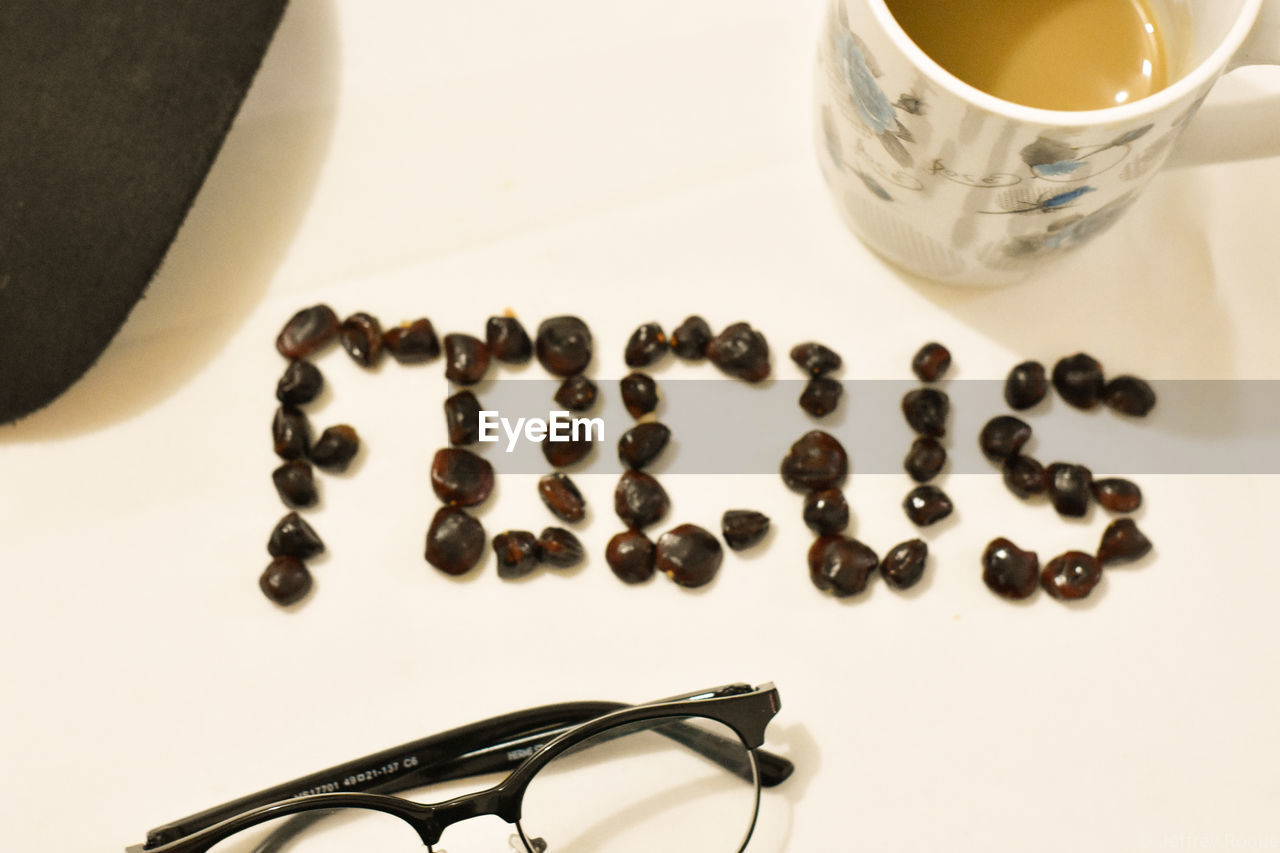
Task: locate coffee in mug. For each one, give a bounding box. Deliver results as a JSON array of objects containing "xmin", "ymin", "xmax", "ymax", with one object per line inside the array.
[{"xmin": 884, "ymin": 0, "xmax": 1171, "ymax": 110}]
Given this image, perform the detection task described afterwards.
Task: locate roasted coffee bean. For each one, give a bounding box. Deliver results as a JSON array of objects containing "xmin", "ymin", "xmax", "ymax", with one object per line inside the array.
[
  {"xmin": 721, "ymin": 510, "xmax": 770, "ymax": 551},
  {"xmin": 790, "ymin": 342, "xmax": 842, "ymax": 376},
  {"xmin": 911, "ymin": 342, "xmax": 951, "ymax": 382},
  {"xmin": 430, "ymin": 448, "xmax": 495, "ymax": 507},
  {"xmin": 607, "ymin": 529, "xmax": 656, "ymax": 584},
  {"xmin": 276, "ymin": 360, "xmax": 323, "ymax": 406},
  {"xmin": 267, "ymin": 511, "xmax": 325, "ymax": 560},
  {"xmin": 903, "ymin": 485, "xmax": 953, "ymax": 526},
  {"xmin": 620, "ymin": 372, "xmax": 659, "ymax": 419},
  {"xmin": 780, "ymin": 431, "xmax": 848, "ymax": 491},
  {"xmin": 800, "ymin": 376, "xmax": 842, "ymax": 417},
  {"xmin": 671, "ymin": 315, "xmax": 713, "ymax": 359},
  {"xmin": 383, "ymin": 319, "xmax": 441, "ymax": 364},
  {"xmin": 263, "ymin": 512, "xmax": 322, "ymax": 558},
  {"xmin": 259, "ymin": 556, "xmax": 312, "ymax": 606},
  {"xmin": 1005, "ymin": 360, "xmax": 1048, "ymax": 410},
  {"xmin": 537, "ymin": 527, "xmax": 585, "ymax": 569},
  {"xmin": 1002, "ymin": 454, "xmax": 1049, "ymax": 498},
  {"xmin": 1041, "ymin": 551, "xmax": 1103, "ymax": 600},
  {"xmin": 807, "ymin": 535, "xmax": 878, "ymax": 597},
  {"xmin": 614, "ymin": 470, "xmax": 670, "ymax": 529},
  {"xmin": 339, "ymin": 312, "xmax": 383, "ymax": 367},
  {"xmin": 802, "ymin": 488, "xmax": 849, "ymax": 536},
  {"xmin": 485, "ymin": 315, "xmax": 533, "ymax": 364},
  {"xmin": 272, "ymin": 406, "xmax": 312, "ymax": 461},
  {"xmin": 1047, "ymin": 462, "xmax": 1093, "ymax": 518},
  {"xmin": 1092, "ymin": 477, "xmax": 1142, "ymax": 513},
  {"xmin": 310, "ymin": 425, "xmax": 360, "ymax": 473},
  {"xmin": 706, "ymin": 322, "xmax": 770, "ymax": 382},
  {"xmin": 493, "ymin": 531, "xmax": 541, "ymax": 580},
  {"xmin": 1052, "ymin": 353, "xmax": 1106, "ymax": 409},
  {"xmin": 542, "ymin": 434, "xmax": 594, "ymax": 468},
  {"xmin": 536, "ymin": 316, "xmax": 593, "ymax": 376},
  {"xmin": 425, "ymin": 506, "xmax": 485, "ymax": 576},
  {"xmin": 618, "ymin": 422, "xmax": 670, "ymax": 470},
  {"xmin": 1098, "ymin": 518, "xmax": 1152, "ymax": 566},
  {"xmin": 276, "ymin": 304, "xmax": 339, "ymax": 359},
  {"xmin": 981, "ymin": 538, "xmax": 1039, "ymax": 600},
  {"xmin": 806, "ymin": 537, "xmax": 838, "ymax": 592},
  {"xmin": 625, "ymin": 322, "xmax": 669, "ymax": 368},
  {"xmin": 538, "ymin": 473, "xmax": 586, "ymax": 523},
  {"xmin": 656, "ymin": 524, "xmax": 723, "ymax": 588},
  {"xmin": 553, "ymin": 375, "xmax": 598, "ymax": 412},
  {"xmin": 979, "ymin": 415, "xmax": 1032, "ymax": 462},
  {"xmin": 445, "ymin": 391, "xmax": 482, "ymax": 446},
  {"xmin": 1103, "ymin": 375, "xmax": 1157, "ymax": 417},
  {"xmin": 880, "ymin": 539, "xmax": 928, "ymax": 590},
  {"xmin": 443, "ymin": 333, "xmax": 491, "ymax": 386},
  {"xmin": 901, "ymin": 388, "xmax": 949, "ymax": 438},
  {"xmin": 272, "ymin": 460, "xmax": 318, "ymax": 508},
  {"xmin": 904, "ymin": 437, "xmax": 946, "ymax": 483}
]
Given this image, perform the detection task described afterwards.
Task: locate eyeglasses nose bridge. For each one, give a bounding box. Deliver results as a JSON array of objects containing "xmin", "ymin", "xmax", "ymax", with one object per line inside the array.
[{"xmin": 404, "ymin": 785, "xmax": 523, "ymax": 847}]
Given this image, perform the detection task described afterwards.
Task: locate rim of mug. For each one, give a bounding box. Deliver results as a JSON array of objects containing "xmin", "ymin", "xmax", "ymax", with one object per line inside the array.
[{"xmin": 866, "ymin": 0, "xmax": 1264, "ymax": 126}]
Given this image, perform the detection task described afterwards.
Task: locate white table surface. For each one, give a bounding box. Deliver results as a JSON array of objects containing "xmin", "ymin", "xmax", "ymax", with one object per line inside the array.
[{"xmin": 3, "ymin": 1, "xmax": 1279, "ymax": 851}]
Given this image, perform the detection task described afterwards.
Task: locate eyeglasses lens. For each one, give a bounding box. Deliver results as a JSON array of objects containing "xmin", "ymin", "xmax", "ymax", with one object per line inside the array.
[{"xmin": 514, "ymin": 715, "xmax": 760, "ymax": 853}]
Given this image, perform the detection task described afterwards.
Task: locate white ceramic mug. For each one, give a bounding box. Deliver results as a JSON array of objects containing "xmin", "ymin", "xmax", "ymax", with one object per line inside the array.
[{"xmin": 815, "ymin": 0, "xmax": 1280, "ymax": 284}]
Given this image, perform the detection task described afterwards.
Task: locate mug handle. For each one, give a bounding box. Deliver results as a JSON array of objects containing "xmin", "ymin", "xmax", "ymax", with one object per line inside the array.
[{"xmin": 1168, "ymin": 0, "xmax": 1280, "ymax": 166}]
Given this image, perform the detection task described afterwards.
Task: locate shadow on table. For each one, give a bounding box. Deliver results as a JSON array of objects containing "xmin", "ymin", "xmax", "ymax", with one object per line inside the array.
[
  {"xmin": 754, "ymin": 721, "xmax": 821, "ymax": 852},
  {"xmin": 898, "ymin": 169, "xmax": 1234, "ymax": 382}
]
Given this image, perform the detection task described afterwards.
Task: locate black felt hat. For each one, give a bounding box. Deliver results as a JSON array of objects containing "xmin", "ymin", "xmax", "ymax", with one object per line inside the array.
[{"xmin": 0, "ymin": 0, "xmax": 288, "ymax": 424}]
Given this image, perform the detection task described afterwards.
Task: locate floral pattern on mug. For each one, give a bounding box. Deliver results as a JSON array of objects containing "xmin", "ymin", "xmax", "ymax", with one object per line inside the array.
[
  {"xmin": 822, "ymin": 104, "xmax": 897, "ymax": 201},
  {"xmin": 984, "ymin": 185, "xmax": 1097, "ymax": 215},
  {"xmin": 821, "ymin": 105, "xmax": 844, "ymax": 168},
  {"xmin": 894, "ymin": 92, "xmax": 926, "ymax": 115},
  {"xmin": 839, "ymin": 32, "xmax": 895, "ymax": 134},
  {"xmin": 856, "ymin": 169, "xmax": 895, "ymax": 201},
  {"xmin": 1021, "ymin": 138, "xmax": 1089, "ymax": 177},
  {"xmin": 1021, "ymin": 124, "xmax": 1153, "ymax": 181},
  {"xmin": 834, "ymin": 28, "xmax": 920, "ymax": 168},
  {"xmin": 1001, "ymin": 193, "xmax": 1138, "ymax": 258}
]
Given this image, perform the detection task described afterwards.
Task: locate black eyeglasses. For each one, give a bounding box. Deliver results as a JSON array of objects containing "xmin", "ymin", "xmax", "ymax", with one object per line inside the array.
[{"xmin": 129, "ymin": 682, "xmax": 792, "ymax": 853}]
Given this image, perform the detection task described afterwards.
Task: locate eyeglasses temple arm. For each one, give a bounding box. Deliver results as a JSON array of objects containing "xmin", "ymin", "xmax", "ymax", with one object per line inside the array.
[
  {"xmin": 141, "ymin": 701, "xmax": 620, "ymax": 849},
  {"xmin": 375, "ymin": 717, "xmax": 794, "ymax": 794},
  {"xmin": 141, "ymin": 688, "xmax": 792, "ymax": 849}
]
